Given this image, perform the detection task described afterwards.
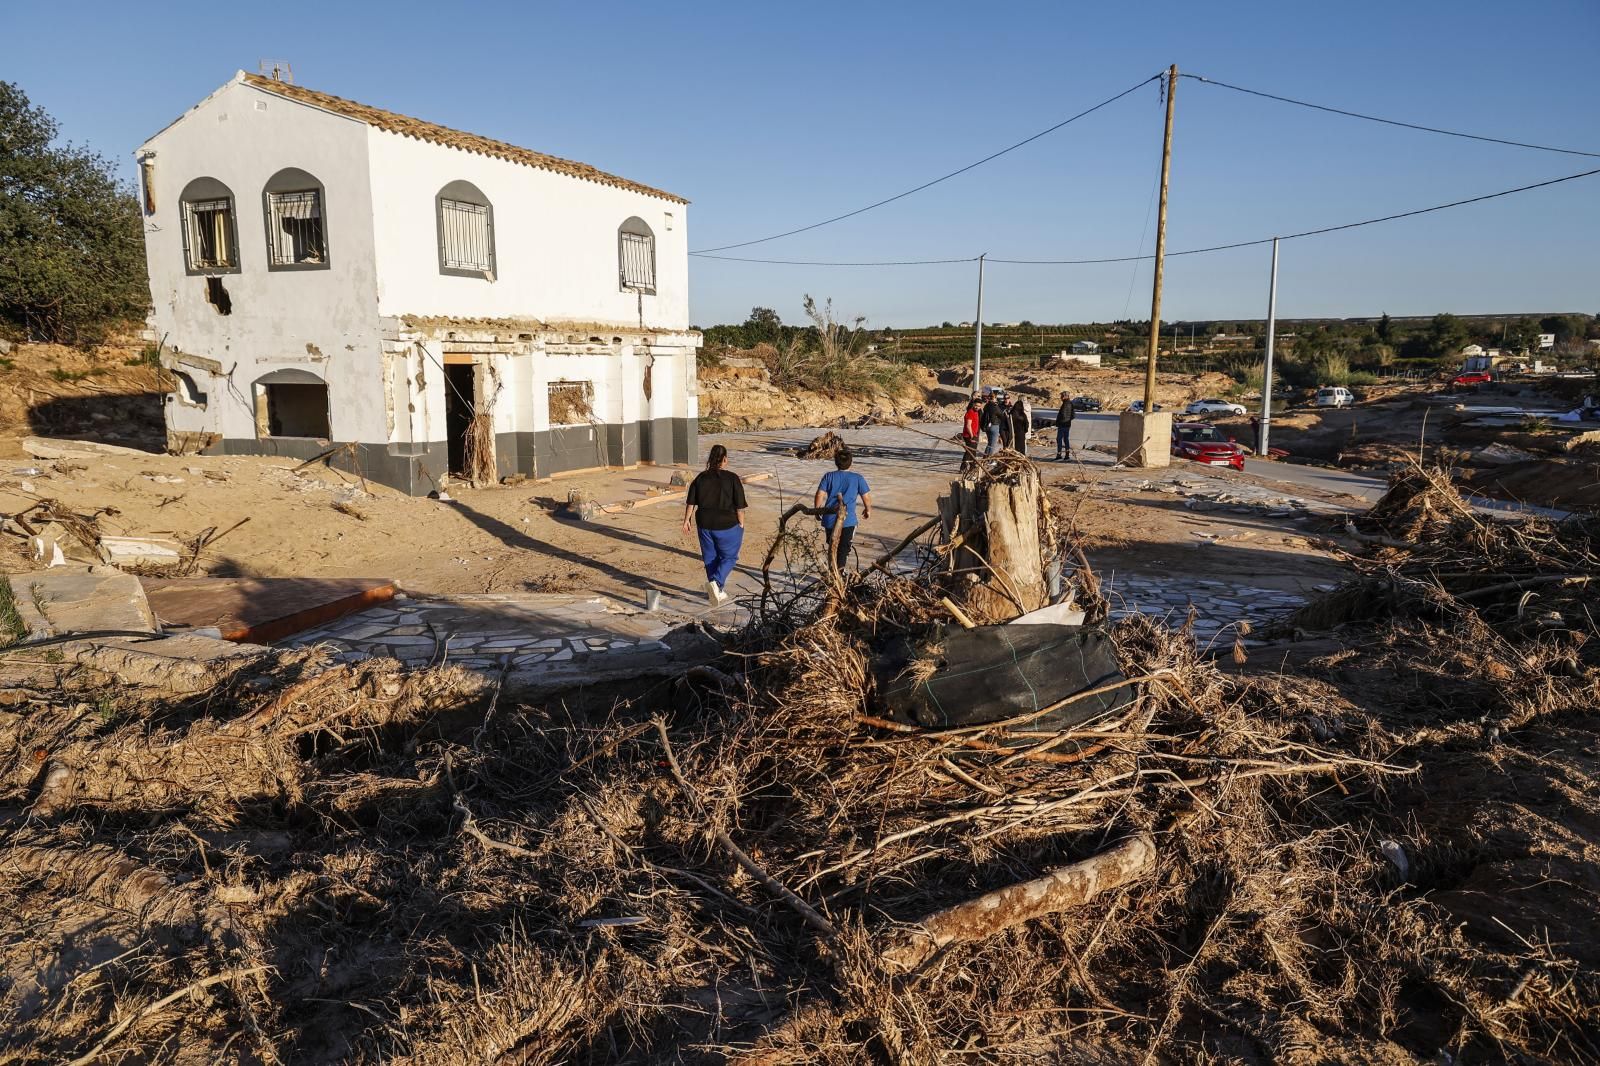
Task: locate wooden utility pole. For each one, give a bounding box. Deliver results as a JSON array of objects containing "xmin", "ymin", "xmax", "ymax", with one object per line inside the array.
[{"xmin": 1143, "ymin": 65, "xmax": 1178, "ymax": 411}]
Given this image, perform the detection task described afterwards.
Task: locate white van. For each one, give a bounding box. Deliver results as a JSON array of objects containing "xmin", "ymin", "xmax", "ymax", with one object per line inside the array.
[{"xmin": 1315, "ymin": 386, "xmax": 1355, "ymax": 408}]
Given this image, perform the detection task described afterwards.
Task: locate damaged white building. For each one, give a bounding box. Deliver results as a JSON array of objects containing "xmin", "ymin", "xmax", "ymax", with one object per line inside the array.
[{"xmin": 136, "ymin": 71, "xmax": 700, "ymax": 494}]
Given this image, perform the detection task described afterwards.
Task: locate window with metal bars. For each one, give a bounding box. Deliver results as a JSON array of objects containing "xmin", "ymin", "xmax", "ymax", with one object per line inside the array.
[
  {"xmin": 436, "ymin": 181, "xmax": 495, "ymax": 279},
  {"xmin": 265, "ymin": 189, "xmax": 326, "ymax": 267},
  {"xmin": 618, "ymin": 217, "xmax": 656, "ymax": 294},
  {"xmin": 261, "ymin": 169, "xmax": 328, "ymax": 271},
  {"xmin": 179, "ymin": 176, "xmax": 240, "ymax": 274}
]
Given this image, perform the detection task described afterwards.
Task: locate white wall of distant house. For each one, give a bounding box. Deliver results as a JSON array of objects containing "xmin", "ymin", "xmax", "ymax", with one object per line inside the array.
[
  {"xmin": 139, "ymin": 77, "xmax": 387, "ymax": 444},
  {"xmin": 366, "ymin": 128, "xmax": 689, "ymax": 331}
]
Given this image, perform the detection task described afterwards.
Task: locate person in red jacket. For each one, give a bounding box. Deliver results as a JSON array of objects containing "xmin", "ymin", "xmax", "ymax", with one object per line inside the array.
[{"xmin": 959, "ymin": 396, "xmax": 981, "ymax": 471}]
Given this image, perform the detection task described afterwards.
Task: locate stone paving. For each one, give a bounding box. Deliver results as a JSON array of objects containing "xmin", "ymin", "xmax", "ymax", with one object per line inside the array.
[
  {"xmin": 1101, "ymin": 573, "xmax": 1322, "ymax": 644},
  {"xmin": 279, "ymin": 592, "xmax": 718, "ymax": 692}
]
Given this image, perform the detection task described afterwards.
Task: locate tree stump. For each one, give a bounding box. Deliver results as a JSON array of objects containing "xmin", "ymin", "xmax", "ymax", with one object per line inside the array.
[{"xmin": 939, "ymin": 463, "xmax": 1047, "ymax": 623}]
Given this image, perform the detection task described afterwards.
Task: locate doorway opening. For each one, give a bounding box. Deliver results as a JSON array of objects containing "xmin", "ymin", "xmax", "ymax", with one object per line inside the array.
[{"xmin": 444, "ymin": 362, "xmax": 477, "ymax": 475}]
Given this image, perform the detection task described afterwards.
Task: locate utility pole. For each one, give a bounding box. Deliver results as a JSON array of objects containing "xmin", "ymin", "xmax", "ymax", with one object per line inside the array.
[
  {"xmin": 1260, "ymin": 237, "xmax": 1279, "ymax": 457},
  {"xmin": 1143, "ymin": 64, "xmax": 1178, "ymax": 412},
  {"xmin": 972, "ymin": 254, "xmax": 986, "ymax": 393}
]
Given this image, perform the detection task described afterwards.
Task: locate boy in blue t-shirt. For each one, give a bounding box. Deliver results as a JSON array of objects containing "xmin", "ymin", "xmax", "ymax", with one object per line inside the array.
[{"xmin": 814, "ymin": 450, "xmax": 872, "ymax": 570}]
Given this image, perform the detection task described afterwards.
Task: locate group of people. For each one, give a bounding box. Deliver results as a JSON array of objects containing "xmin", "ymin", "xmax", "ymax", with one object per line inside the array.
[
  {"xmin": 682, "ymin": 444, "xmax": 869, "ymax": 606},
  {"xmin": 960, "ymin": 386, "xmax": 1075, "ymax": 467},
  {"xmin": 683, "ymin": 382, "xmax": 1075, "ymax": 606}
]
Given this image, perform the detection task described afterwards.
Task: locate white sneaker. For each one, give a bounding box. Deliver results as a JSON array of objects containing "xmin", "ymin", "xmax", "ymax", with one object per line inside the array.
[
  {"xmin": 711, "ymin": 583, "xmax": 731, "ymax": 607},
  {"xmin": 706, "ymin": 580, "xmax": 721, "ymax": 605}
]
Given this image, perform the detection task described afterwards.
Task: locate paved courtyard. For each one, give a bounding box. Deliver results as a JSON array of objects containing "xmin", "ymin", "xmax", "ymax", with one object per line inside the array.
[{"xmin": 279, "ymin": 592, "xmax": 723, "ymax": 693}]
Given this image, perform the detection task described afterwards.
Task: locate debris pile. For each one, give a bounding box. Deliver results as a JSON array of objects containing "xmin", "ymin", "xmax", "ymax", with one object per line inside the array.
[
  {"xmin": 1, "ymin": 461, "xmax": 1596, "ymax": 1063},
  {"xmin": 794, "ymin": 430, "xmax": 847, "ymax": 460}
]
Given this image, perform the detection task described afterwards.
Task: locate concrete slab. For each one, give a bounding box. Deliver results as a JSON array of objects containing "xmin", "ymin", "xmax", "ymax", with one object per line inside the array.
[
  {"xmin": 141, "ymin": 577, "xmax": 398, "ymax": 642},
  {"xmin": 7, "ymin": 569, "xmax": 157, "ymax": 638}
]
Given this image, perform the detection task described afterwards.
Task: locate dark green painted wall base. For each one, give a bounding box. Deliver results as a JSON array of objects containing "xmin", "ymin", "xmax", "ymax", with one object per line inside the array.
[{"xmin": 214, "ymin": 417, "xmax": 697, "ymax": 496}]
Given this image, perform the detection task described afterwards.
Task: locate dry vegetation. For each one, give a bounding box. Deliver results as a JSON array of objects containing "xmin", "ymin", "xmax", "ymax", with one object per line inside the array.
[{"xmin": 0, "ymin": 465, "xmax": 1596, "ymax": 1063}]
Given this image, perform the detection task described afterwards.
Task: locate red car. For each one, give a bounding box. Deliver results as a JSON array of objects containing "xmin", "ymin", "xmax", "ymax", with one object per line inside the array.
[
  {"xmin": 1452, "ymin": 371, "xmax": 1492, "ymax": 386},
  {"xmin": 1172, "ymin": 422, "xmax": 1246, "ymax": 470}
]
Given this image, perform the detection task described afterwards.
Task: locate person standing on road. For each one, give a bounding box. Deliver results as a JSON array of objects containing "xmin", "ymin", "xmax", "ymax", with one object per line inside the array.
[
  {"xmin": 814, "ymin": 450, "xmax": 871, "ymax": 570},
  {"xmin": 960, "ymin": 396, "xmax": 982, "ymax": 471},
  {"xmin": 1054, "ymin": 391, "xmax": 1074, "ymax": 460},
  {"xmin": 682, "ymin": 444, "xmax": 747, "ymax": 606},
  {"xmin": 982, "ymin": 391, "xmax": 1004, "ymax": 455},
  {"xmin": 1010, "ymin": 395, "xmax": 1030, "ymax": 453},
  {"xmin": 995, "ymin": 391, "xmax": 1014, "ymax": 451}
]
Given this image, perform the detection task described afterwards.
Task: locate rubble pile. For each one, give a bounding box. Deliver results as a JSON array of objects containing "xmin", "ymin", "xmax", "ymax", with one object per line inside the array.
[{"xmin": 0, "ymin": 462, "xmax": 1595, "ymax": 1063}]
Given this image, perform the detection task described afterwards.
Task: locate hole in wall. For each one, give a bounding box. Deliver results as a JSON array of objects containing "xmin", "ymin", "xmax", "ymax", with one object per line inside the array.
[{"xmin": 205, "ymin": 276, "xmax": 232, "ymax": 315}]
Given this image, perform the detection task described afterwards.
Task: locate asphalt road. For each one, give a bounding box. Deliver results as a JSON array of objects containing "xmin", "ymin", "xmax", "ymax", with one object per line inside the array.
[{"xmin": 1059, "ymin": 413, "xmax": 1566, "ymax": 517}]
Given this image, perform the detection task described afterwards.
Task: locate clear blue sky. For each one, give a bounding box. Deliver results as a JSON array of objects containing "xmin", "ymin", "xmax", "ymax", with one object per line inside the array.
[{"xmin": 6, "ymin": 0, "xmax": 1596, "ymax": 328}]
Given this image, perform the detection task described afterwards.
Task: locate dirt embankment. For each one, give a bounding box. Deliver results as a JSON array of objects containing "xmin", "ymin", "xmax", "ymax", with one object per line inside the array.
[
  {"xmin": 698, "ymin": 356, "xmax": 942, "ymax": 430},
  {"xmin": 699, "ymin": 351, "xmax": 1239, "ymax": 431},
  {"xmin": 941, "ymin": 364, "xmax": 1237, "ymax": 411},
  {"xmin": 0, "ymin": 340, "xmax": 168, "ymax": 458}
]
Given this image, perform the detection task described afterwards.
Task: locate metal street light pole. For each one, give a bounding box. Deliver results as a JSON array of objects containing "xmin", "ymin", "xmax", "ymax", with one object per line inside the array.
[
  {"xmin": 972, "ymin": 253, "xmax": 986, "ymax": 393},
  {"xmin": 1260, "ymin": 237, "xmax": 1280, "ymax": 456}
]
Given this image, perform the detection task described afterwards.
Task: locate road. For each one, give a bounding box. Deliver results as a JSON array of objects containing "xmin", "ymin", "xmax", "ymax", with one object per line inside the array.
[{"xmin": 1060, "ymin": 413, "xmax": 1567, "ymax": 517}]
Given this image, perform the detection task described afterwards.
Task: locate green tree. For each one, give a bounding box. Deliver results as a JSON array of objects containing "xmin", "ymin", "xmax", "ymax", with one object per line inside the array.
[
  {"xmin": 1375, "ymin": 312, "xmax": 1392, "ymax": 344},
  {"xmin": 0, "ymin": 81, "xmax": 148, "ymax": 344},
  {"xmin": 1539, "ymin": 314, "xmax": 1589, "ymax": 343},
  {"xmin": 741, "ymin": 306, "xmax": 782, "ymax": 347}
]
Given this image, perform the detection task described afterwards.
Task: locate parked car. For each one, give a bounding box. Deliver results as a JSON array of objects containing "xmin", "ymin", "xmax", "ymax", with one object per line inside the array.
[
  {"xmin": 1314, "ymin": 386, "xmax": 1355, "ymax": 408},
  {"xmin": 1171, "ymin": 422, "xmax": 1245, "ymax": 470},
  {"xmin": 1451, "ymin": 370, "xmax": 1492, "ymax": 387},
  {"xmin": 1127, "ymin": 400, "xmax": 1164, "ymax": 414},
  {"xmin": 1071, "ymin": 396, "xmax": 1103, "ymax": 412},
  {"xmin": 1184, "ymin": 398, "xmax": 1247, "ymax": 417}
]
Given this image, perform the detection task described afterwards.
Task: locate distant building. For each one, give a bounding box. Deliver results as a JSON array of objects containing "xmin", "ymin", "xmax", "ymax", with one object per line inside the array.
[
  {"xmin": 1070, "ymin": 340, "xmax": 1099, "ymax": 354},
  {"xmin": 1538, "ymin": 333, "xmax": 1556, "ymax": 350},
  {"xmin": 957, "ymin": 321, "xmax": 972, "ymax": 328}
]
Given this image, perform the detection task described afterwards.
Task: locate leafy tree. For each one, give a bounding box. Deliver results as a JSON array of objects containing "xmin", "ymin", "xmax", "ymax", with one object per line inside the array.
[
  {"xmin": 1539, "ymin": 314, "xmax": 1589, "ymax": 343},
  {"xmin": 0, "ymin": 81, "xmax": 148, "ymax": 344},
  {"xmin": 940, "ymin": 321, "xmax": 954, "ymax": 329},
  {"xmin": 1375, "ymin": 313, "xmax": 1392, "ymax": 344},
  {"xmin": 741, "ymin": 306, "xmax": 782, "ymax": 347}
]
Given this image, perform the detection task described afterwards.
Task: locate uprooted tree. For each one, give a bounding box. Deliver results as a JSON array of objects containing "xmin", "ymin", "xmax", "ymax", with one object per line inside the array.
[{"xmin": 0, "ymin": 80, "xmax": 149, "ymax": 345}]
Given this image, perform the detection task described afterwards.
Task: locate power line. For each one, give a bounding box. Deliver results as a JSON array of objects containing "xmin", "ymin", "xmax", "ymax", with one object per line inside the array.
[
  {"xmin": 1182, "ymin": 73, "xmax": 1600, "ymax": 159},
  {"xmin": 688, "ymin": 166, "xmax": 1600, "ymax": 267},
  {"xmin": 990, "ymin": 165, "xmax": 1600, "ymax": 263},
  {"xmin": 689, "ymin": 72, "xmax": 1163, "ymax": 254},
  {"xmin": 689, "ymin": 253, "xmax": 978, "ymax": 266}
]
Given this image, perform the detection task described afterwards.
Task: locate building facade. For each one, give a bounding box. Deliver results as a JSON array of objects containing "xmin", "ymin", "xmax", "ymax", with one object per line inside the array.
[{"xmin": 137, "ymin": 72, "xmax": 699, "ymax": 494}]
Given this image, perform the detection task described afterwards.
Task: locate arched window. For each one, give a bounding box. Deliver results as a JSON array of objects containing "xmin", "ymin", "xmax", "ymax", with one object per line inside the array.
[
  {"xmin": 436, "ymin": 180, "xmax": 495, "ymax": 279},
  {"xmin": 618, "ymin": 216, "xmax": 655, "ymax": 294},
  {"xmin": 179, "ymin": 177, "xmax": 240, "ymax": 275},
  {"xmin": 262, "ymin": 167, "xmax": 328, "ymax": 270}
]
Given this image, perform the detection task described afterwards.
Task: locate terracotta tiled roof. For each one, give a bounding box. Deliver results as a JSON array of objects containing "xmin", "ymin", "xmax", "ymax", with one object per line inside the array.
[{"xmin": 241, "ymin": 74, "xmax": 686, "ymax": 204}]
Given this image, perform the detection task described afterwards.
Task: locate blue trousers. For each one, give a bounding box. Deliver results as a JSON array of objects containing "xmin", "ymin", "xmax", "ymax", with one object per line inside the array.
[
  {"xmin": 697, "ymin": 525, "xmax": 743, "ymax": 588},
  {"xmin": 984, "ymin": 423, "xmax": 1000, "ymax": 455},
  {"xmin": 1056, "ymin": 424, "xmax": 1072, "ymax": 456}
]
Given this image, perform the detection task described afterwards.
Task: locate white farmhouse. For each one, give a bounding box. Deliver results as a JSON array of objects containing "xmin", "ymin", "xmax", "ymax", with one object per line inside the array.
[{"xmin": 136, "ymin": 72, "xmax": 700, "ymax": 494}]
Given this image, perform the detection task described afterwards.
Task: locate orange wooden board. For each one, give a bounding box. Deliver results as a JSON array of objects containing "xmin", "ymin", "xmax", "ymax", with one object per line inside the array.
[{"xmin": 141, "ymin": 577, "xmax": 397, "ymax": 643}]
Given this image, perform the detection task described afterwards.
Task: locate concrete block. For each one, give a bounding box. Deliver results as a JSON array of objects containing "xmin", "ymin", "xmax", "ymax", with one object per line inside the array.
[
  {"xmin": 1116, "ymin": 411, "xmax": 1172, "ymax": 468},
  {"xmin": 8, "ymin": 569, "xmax": 159, "ymax": 637}
]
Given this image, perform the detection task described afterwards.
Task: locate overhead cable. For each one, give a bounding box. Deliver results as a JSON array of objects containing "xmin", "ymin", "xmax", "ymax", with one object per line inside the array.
[
  {"xmin": 689, "ymin": 166, "xmax": 1600, "ymax": 267},
  {"xmin": 689, "ymin": 253, "xmax": 979, "ymax": 266},
  {"xmin": 988, "ymin": 165, "xmax": 1600, "ymax": 263},
  {"xmin": 1182, "ymin": 73, "xmax": 1600, "ymax": 159},
  {"xmin": 689, "ymin": 72, "xmax": 1164, "ymax": 254}
]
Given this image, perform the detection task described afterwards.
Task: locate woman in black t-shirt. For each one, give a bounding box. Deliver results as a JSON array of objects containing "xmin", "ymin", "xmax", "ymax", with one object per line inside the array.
[{"xmin": 682, "ymin": 444, "xmax": 748, "ymax": 606}]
